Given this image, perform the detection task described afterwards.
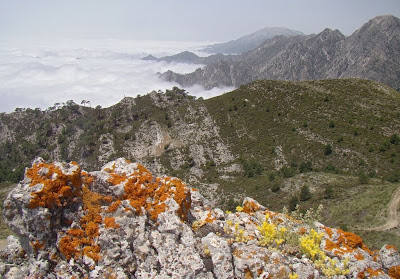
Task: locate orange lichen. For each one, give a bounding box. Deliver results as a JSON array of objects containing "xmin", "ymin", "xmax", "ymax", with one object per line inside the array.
[
  {"xmin": 58, "ymin": 185, "xmax": 104, "ymax": 262},
  {"xmin": 150, "ymin": 203, "xmax": 167, "ymax": 220},
  {"xmin": 107, "ymin": 200, "xmax": 121, "ymax": 213},
  {"xmin": 389, "ymin": 265, "xmax": 400, "ymax": 279},
  {"xmin": 59, "ymin": 235, "xmax": 80, "ymax": 260},
  {"xmin": 299, "ymin": 227, "xmax": 307, "ymax": 235},
  {"xmin": 81, "ymin": 171, "xmax": 94, "ymax": 186},
  {"xmin": 68, "ymin": 228, "xmax": 85, "ymax": 238},
  {"xmin": 242, "ymin": 200, "xmax": 260, "ymax": 214},
  {"xmin": 104, "ymin": 217, "xmax": 120, "ymax": 229},
  {"xmin": 31, "ymin": 241, "xmax": 45, "ymax": 251},
  {"xmin": 386, "ymin": 245, "xmax": 397, "ymax": 251},
  {"xmin": 339, "ymin": 231, "xmax": 363, "ymax": 248},
  {"xmin": 324, "ymin": 228, "xmax": 370, "ymax": 257},
  {"xmin": 122, "ymin": 166, "xmax": 191, "ymax": 220},
  {"xmin": 103, "ymin": 196, "xmax": 113, "ymax": 204},
  {"xmin": 84, "ymin": 222, "xmax": 100, "ymax": 238},
  {"xmin": 26, "ymin": 161, "xmax": 82, "ymax": 209},
  {"xmin": 324, "ymin": 227, "xmax": 333, "ymax": 238},
  {"xmin": 365, "ymin": 268, "xmax": 384, "ymax": 277},
  {"xmin": 244, "ymin": 267, "xmax": 253, "ymax": 279},
  {"xmin": 82, "ymin": 245, "xmax": 101, "ymax": 262},
  {"xmin": 204, "ymin": 212, "xmax": 216, "ymax": 223},
  {"xmin": 354, "ymin": 252, "xmax": 364, "ymax": 260},
  {"xmin": 108, "ymin": 173, "xmax": 127, "ymax": 185},
  {"xmin": 27, "ymin": 160, "xmax": 193, "ymax": 264}
]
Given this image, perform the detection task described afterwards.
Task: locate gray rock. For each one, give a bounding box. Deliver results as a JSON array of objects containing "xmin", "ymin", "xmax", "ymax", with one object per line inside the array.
[{"xmin": 0, "ymin": 158, "xmax": 399, "ymax": 278}]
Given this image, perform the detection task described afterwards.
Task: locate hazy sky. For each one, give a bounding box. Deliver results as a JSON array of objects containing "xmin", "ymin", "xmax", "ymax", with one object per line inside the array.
[{"xmin": 0, "ymin": 0, "xmax": 399, "ymax": 41}]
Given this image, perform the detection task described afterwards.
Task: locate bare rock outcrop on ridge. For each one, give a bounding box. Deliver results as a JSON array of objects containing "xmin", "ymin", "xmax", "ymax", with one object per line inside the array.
[{"xmin": 1, "ymin": 158, "xmax": 400, "ymax": 278}]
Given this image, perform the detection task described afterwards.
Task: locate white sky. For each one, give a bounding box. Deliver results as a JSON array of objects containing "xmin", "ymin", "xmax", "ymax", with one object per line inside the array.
[{"xmin": 0, "ymin": 0, "xmax": 399, "ymax": 41}]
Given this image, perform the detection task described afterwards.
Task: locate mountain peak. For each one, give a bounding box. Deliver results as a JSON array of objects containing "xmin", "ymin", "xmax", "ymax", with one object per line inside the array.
[
  {"xmin": 317, "ymin": 28, "xmax": 345, "ymax": 40},
  {"xmin": 370, "ymin": 14, "xmax": 400, "ymax": 24},
  {"xmin": 353, "ymin": 14, "xmax": 400, "ymax": 36}
]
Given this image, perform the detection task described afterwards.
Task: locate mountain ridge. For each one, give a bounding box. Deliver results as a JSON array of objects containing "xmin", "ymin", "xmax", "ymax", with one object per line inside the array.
[
  {"xmin": 203, "ymin": 26, "xmax": 304, "ymax": 54},
  {"xmin": 162, "ymin": 15, "xmax": 400, "ymax": 91}
]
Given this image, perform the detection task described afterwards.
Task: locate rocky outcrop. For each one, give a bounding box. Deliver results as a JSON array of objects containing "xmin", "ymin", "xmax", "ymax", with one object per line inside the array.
[
  {"xmin": 162, "ymin": 15, "xmax": 400, "ymax": 90},
  {"xmin": 1, "ymin": 158, "xmax": 400, "ymax": 278}
]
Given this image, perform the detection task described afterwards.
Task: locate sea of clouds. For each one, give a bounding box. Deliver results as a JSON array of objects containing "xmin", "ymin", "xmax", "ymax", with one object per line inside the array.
[{"xmin": 0, "ymin": 38, "xmax": 235, "ymax": 113}]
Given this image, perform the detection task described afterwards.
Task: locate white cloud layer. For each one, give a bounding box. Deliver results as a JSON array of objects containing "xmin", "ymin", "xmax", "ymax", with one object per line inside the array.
[{"xmin": 0, "ymin": 39, "xmax": 234, "ymax": 113}]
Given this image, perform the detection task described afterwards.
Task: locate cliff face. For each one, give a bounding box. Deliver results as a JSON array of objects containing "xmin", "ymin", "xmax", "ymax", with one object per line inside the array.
[
  {"xmin": 162, "ymin": 15, "xmax": 400, "ymax": 91},
  {"xmin": 1, "ymin": 158, "xmax": 400, "ymax": 278}
]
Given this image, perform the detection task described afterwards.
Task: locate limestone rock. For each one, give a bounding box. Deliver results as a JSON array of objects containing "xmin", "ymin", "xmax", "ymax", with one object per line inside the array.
[{"xmin": 1, "ymin": 158, "xmax": 399, "ymax": 278}]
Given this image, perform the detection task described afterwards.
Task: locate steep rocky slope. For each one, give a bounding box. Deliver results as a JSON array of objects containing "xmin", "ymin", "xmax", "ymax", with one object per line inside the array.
[
  {"xmin": 162, "ymin": 15, "xmax": 400, "ymax": 91},
  {"xmin": 1, "ymin": 158, "xmax": 400, "ymax": 278}
]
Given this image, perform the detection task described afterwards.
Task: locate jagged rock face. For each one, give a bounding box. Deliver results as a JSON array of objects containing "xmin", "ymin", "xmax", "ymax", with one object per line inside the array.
[
  {"xmin": 1, "ymin": 158, "xmax": 400, "ymax": 278},
  {"xmin": 162, "ymin": 15, "xmax": 400, "ymax": 91}
]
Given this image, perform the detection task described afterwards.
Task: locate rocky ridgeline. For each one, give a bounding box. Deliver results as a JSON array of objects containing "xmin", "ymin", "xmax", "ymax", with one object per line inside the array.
[{"xmin": 1, "ymin": 158, "xmax": 400, "ymax": 278}]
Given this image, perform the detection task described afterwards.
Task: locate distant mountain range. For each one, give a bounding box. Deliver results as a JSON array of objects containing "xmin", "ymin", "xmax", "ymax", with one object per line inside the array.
[
  {"xmin": 142, "ymin": 26, "xmax": 303, "ymax": 66},
  {"xmin": 143, "ymin": 51, "xmax": 232, "ymax": 66},
  {"xmin": 203, "ymin": 26, "xmax": 304, "ymax": 54},
  {"xmin": 161, "ymin": 15, "xmax": 400, "ymax": 91}
]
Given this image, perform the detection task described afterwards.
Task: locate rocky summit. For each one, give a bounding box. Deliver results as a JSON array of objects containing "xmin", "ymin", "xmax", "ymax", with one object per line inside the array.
[{"xmin": 1, "ymin": 158, "xmax": 400, "ymax": 278}]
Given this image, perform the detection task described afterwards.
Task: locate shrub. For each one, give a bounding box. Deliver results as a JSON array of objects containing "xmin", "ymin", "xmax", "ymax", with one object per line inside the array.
[
  {"xmin": 242, "ymin": 160, "xmax": 262, "ymax": 177},
  {"xmin": 380, "ymin": 139, "xmax": 391, "ymax": 152},
  {"xmin": 281, "ymin": 166, "xmax": 296, "ymax": 178},
  {"xmin": 387, "ymin": 172, "xmax": 400, "ymax": 183},
  {"xmin": 299, "ymin": 161, "xmax": 312, "ymax": 173},
  {"xmin": 271, "ymin": 183, "xmax": 280, "ymax": 193},
  {"xmin": 300, "ymin": 185, "xmax": 312, "ymax": 201},
  {"xmin": 289, "ymin": 196, "xmax": 299, "ymax": 211},
  {"xmin": 324, "ymin": 145, "xmax": 332, "ymax": 156},
  {"xmin": 324, "ymin": 165, "xmax": 338, "ymax": 173},
  {"xmin": 390, "ymin": 134, "xmax": 400, "ymax": 145},
  {"xmin": 358, "ymin": 172, "xmax": 369, "ymax": 184},
  {"xmin": 268, "ymin": 172, "xmax": 275, "ymax": 182},
  {"xmin": 324, "ymin": 186, "xmax": 334, "ymax": 199}
]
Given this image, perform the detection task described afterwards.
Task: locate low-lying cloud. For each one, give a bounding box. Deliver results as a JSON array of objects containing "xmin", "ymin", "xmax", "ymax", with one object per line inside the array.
[{"xmin": 0, "ymin": 39, "xmax": 234, "ymax": 113}]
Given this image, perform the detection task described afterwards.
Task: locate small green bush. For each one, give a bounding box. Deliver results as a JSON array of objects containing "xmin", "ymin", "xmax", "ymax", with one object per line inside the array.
[
  {"xmin": 300, "ymin": 185, "xmax": 312, "ymax": 201},
  {"xmin": 324, "ymin": 145, "xmax": 332, "ymax": 156}
]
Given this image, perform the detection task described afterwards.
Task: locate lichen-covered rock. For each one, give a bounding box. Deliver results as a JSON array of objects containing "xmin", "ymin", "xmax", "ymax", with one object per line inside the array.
[{"xmin": 1, "ymin": 158, "xmax": 399, "ymax": 278}]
